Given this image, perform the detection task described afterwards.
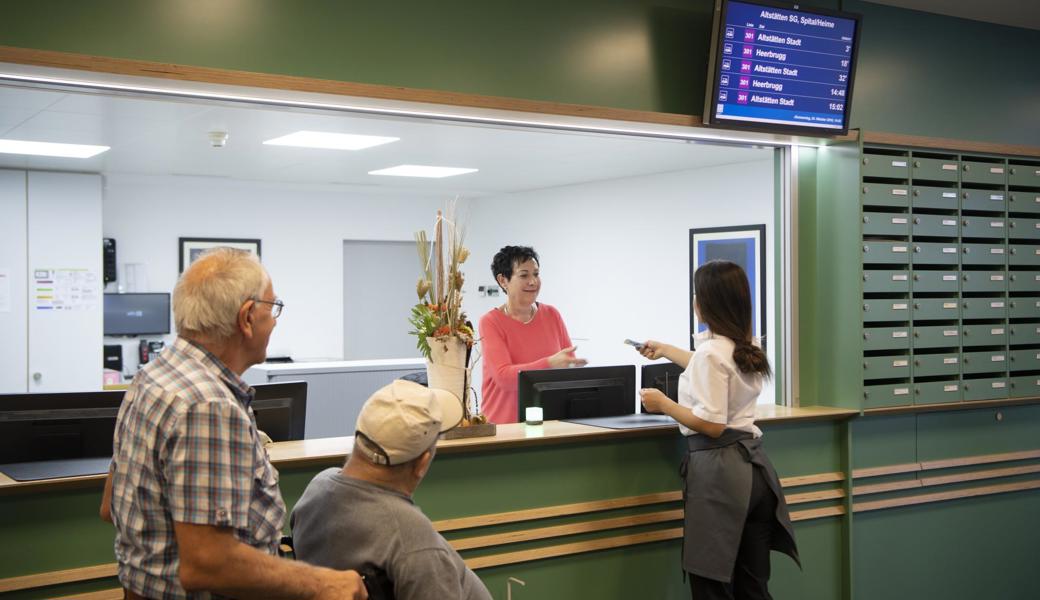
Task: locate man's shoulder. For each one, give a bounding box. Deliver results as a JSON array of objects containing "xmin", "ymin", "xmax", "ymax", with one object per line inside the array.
[
  {"xmin": 334, "ymin": 477, "xmax": 435, "ymax": 533},
  {"xmin": 123, "ymin": 374, "xmax": 248, "ymax": 443},
  {"xmin": 294, "ymin": 473, "xmax": 441, "ymax": 555},
  {"xmin": 133, "ymin": 352, "xmax": 234, "ymax": 406}
]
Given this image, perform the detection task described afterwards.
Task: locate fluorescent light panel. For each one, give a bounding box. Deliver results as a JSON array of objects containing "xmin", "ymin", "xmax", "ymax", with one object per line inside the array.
[
  {"xmin": 0, "ymin": 139, "xmax": 109, "ymax": 158},
  {"xmin": 263, "ymin": 130, "xmax": 398, "ymax": 150},
  {"xmin": 369, "ymin": 164, "xmax": 478, "ymax": 178}
]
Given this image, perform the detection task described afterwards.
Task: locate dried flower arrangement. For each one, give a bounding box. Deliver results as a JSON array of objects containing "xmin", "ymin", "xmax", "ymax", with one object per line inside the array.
[{"xmin": 408, "ymin": 203, "xmax": 490, "ymax": 431}]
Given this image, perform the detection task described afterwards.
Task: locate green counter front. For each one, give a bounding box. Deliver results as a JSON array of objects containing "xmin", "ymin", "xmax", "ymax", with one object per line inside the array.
[
  {"xmin": 0, "ymin": 406, "xmax": 853, "ymax": 599},
  {"xmin": 4, "ymin": 402, "xmax": 1039, "ymax": 599}
]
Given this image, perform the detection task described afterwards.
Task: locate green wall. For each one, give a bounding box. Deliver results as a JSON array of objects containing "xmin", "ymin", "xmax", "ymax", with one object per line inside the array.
[
  {"xmin": 845, "ymin": 0, "xmax": 1039, "ymax": 146},
  {"xmin": 1, "ymin": 1, "xmax": 1037, "ymax": 144},
  {"xmin": 1, "ymin": 3, "xmax": 1039, "ymax": 599},
  {"xmin": 850, "ymin": 405, "xmax": 1040, "ymax": 600},
  {"xmin": 0, "ymin": 0, "xmax": 714, "ymax": 115}
]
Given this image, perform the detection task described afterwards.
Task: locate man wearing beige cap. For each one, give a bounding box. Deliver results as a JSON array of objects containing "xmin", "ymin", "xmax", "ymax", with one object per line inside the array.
[{"xmin": 291, "ymin": 380, "xmax": 492, "ymax": 600}]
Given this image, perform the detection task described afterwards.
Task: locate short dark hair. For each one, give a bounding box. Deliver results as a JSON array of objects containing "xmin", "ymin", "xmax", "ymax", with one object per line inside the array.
[{"xmin": 491, "ymin": 246, "xmax": 539, "ymax": 285}]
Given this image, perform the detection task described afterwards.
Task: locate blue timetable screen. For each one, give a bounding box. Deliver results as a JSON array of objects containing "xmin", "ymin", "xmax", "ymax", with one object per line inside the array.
[{"xmin": 711, "ymin": 0, "xmax": 858, "ymax": 131}]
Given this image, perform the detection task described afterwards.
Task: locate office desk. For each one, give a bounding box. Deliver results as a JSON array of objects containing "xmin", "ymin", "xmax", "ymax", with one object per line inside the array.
[{"xmin": 244, "ymin": 358, "xmax": 426, "ymax": 439}]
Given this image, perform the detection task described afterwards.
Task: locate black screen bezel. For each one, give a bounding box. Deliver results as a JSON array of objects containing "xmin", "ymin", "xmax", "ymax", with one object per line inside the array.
[
  {"xmin": 517, "ymin": 365, "xmax": 636, "ymax": 422},
  {"xmin": 251, "ymin": 381, "xmax": 308, "ymax": 442},
  {"xmin": 103, "ymin": 292, "xmax": 172, "ymax": 336},
  {"xmin": 703, "ymin": 0, "xmax": 862, "ymax": 136}
]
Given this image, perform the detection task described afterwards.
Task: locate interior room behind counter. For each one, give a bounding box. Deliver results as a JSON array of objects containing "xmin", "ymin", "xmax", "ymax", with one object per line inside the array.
[
  {"xmin": 0, "ymin": 81, "xmax": 779, "ymax": 412},
  {"xmin": 463, "ymin": 155, "xmax": 777, "ymax": 408}
]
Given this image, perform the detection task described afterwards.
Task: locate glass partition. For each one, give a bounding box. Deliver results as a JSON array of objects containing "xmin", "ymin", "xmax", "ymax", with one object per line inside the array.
[{"xmin": 0, "ymin": 74, "xmax": 790, "ymax": 406}]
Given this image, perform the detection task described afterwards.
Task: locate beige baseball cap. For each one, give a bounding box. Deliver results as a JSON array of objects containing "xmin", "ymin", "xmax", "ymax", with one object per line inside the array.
[{"xmin": 354, "ymin": 380, "xmax": 464, "ymax": 466}]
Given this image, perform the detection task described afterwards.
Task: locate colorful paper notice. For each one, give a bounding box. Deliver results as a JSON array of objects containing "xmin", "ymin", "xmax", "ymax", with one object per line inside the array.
[{"xmin": 33, "ymin": 268, "xmax": 100, "ymax": 311}]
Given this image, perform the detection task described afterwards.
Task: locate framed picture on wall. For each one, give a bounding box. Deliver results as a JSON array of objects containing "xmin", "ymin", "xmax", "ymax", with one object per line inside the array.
[
  {"xmin": 689, "ymin": 225, "xmax": 766, "ymax": 350},
  {"xmin": 178, "ymin": 237, "xmax": 262, "ymax": 273}
]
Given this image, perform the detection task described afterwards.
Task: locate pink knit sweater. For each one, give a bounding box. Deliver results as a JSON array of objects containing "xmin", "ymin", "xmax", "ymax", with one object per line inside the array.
[{"xmin": 478, "ymin": 303, "xmax": 573, "ymax": 424}]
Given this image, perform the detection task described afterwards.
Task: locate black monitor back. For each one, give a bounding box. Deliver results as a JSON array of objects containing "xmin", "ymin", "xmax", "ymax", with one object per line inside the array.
[
  {"xmin": 252, "ymin": 381, "xmax": 307, "ymax": 442},
  {"xmin": 517, "ymin": 366, "xmax": 635, "ymax": 422},
  {"xmin": 0, "ymin": 391, "xmax": 126, "ymax": 463},
  {"xmin": 639, "ymin": 363, "xmax": 685, "ymax": 413}
]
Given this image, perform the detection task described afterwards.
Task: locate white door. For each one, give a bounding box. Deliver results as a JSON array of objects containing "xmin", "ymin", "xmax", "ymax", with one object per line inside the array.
[
  {"xmin": 0, "ymin": 170, "xmax": 28, "ymax": 393},
  {"xmin": 27, "ymin": 172, "xmax": 103, "ymax": 392},
  {"xmin": 343, "ymin": 240, "xmax": 427, "ymax": 360}
]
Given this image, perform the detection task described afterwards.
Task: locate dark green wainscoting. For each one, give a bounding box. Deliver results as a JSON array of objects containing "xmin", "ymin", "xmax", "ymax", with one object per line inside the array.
[{"xmin": 4, "ymin": 407, "xmax": 1039, "ymax": 599}]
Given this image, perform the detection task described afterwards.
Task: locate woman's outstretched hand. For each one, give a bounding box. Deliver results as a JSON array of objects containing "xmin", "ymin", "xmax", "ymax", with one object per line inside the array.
[
  {"xmin": 547, "ymin": 346, "xmax": 588, "ymax": 369},
  {"xmin": 638, "ymin": 340, "xmax": 671, "ymax": 361}
]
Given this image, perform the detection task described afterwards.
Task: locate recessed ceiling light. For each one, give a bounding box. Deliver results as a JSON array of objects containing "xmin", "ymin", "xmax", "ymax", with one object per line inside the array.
[
  {"xmin": 368, "ymin": 165, "xmax": 478, "ymax": 178},
  {"xmin": 0, "ymin": 139, "xmax": 109, "ymax": 159},
  {"xmin": 263, "ymin": 130, "xmax": 399, "ymax": 150}
]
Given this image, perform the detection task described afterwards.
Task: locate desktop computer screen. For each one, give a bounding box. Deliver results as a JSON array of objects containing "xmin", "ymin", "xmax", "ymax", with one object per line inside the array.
[
  {"xmin": 251, "ymin": 381, "xmax": 308, "ymax": 441},
  {"xmin": 517, "ymin": 366, "xmax": 636, "ymax": 422},
  {"xmin": 104, "ymin": 293, "xmax": 171, "ymax": 336},
  {"xmin": 0, "ymin": 390, "xmax": 126, "ymax": 464},
  {"xmin": 639, "ymin": 363, "xmax": 685, "ymax": 413}
]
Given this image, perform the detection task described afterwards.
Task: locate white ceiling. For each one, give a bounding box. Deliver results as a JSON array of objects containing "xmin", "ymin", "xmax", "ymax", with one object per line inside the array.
[
  {"xmin": 0, "ymin": 84, "xmax": 768, "ymax": 196},
  {"xmin": 866, "ymin": 0, "xmax": 1040, "ymax": 31}
]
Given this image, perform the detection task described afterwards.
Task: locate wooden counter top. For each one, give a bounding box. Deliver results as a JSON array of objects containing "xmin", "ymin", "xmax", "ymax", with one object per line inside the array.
[{"xmin": 0, "ymin": 404, "xmax": 856, "ymax": 493}]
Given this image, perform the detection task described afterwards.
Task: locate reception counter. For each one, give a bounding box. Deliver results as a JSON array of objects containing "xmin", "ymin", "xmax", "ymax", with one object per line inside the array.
[
  {"xmin": 244, "ymin": 358, "xmax": 426, "ymax": 439},
  {"xmin": 2, "ymin": 400, "xmax": 1038, "ymax": 600},
  {"xmin": 0, "ymin": 405, "xmax": 856, "ymax": 599}
]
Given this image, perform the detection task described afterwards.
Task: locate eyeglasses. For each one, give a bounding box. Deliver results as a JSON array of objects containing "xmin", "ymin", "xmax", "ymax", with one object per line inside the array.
[{"xmin": 252, "ymin": 298, "xmax": 284, "ymax": 319}]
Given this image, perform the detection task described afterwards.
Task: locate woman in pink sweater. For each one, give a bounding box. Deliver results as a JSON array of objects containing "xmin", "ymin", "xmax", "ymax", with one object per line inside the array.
[{"xmin": 479, "ymin": 246, "xmax": 587, "ymax": 423}]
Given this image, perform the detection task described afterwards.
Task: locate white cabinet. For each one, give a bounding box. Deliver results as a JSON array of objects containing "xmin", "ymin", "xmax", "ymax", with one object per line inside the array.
[
  {"xmin": 244, "ymin": 359, "xmax": 426, "ymax": 438},
  {"xmin": 0, "ymin": 170, "xmax": 103, "ymax": 393},
  {"xmin": 0, "ymin": 170, "xmax": 28, "ymax": 392}
]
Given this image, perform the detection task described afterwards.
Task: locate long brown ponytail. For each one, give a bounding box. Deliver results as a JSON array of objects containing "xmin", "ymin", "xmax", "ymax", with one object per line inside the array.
[{"xmin": 694, "ymin": 260, "xmax": 771, "ymax": 378}]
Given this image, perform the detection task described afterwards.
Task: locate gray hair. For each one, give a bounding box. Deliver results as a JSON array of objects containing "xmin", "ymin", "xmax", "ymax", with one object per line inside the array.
[{"xmin": 173, "ymin": 247, "xmax": 269, "ymax": 341}]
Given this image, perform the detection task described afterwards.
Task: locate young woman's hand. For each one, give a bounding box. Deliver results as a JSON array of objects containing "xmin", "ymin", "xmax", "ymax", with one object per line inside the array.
[
  {"xmin": 639, "ymin": 388, "xmax": 672, "ymax": 414},
  {"xmin": 639, "ymin": 340, "xmax": 671, "ymax": 361}
]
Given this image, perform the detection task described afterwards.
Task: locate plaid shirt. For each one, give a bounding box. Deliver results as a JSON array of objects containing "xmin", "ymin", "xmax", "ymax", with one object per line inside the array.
[{"xmin": 111, "ymin": 337, "xmax": 286, "ymax": 600}]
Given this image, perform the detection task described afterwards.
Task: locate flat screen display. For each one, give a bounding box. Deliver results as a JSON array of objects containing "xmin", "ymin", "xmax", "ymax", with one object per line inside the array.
[
  {"xmin": 104, "ymin": 293, "xmax": 171, "ymax": 336},
  {"xmin": 704, "ymin": 0, "xmax": 861, "ymax": 134},
  {"xmin": 252, "ymin": 381, "xmax": 308, "ymax": 441},
  {"xmin": 517, "ymin": 366, "xmax": 636, "ymax": 422},
  {"xmin": 0, "ymin": 391, "xmax": 125, "ymax": 463}
]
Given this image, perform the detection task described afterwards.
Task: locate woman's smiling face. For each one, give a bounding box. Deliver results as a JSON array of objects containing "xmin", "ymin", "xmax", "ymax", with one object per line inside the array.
[{"xmin": 498, "ymin": 258, "xmax": 540, "ymax": 303}]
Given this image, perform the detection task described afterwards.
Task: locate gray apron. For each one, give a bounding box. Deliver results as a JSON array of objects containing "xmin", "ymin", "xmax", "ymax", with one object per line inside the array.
[{"xmin": 680, "ymin": 429, "xmax": 800, "ymax": 582}]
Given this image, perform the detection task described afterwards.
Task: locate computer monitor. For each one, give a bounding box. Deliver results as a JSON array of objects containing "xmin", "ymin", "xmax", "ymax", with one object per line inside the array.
[
  {"xmin": 251, "ymin": 381, "xmax": 307, "ymax": 442},
  {"xmin": 639, "ymin": 363, "xmax": 685, "ymax": 414},
  {"xmin": 517, "ymin": 366, "xmax": 636, "ymax": 422},
  {"xmin": 104, "ymin": 293, "xmax": 171, "ymax": 336},
  {"xmin": 0, "ymin": 391, "xmax": 126, "ymax": 464}
]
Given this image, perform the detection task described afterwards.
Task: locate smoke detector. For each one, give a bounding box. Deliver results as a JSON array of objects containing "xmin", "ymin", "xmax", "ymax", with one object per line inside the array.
[{"xmin": 207, "ymin": 130, "xmax": 229, "ymax": 148}]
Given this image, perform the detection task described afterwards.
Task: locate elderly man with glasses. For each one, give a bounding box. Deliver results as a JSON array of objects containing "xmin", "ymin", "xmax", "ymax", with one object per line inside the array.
[{"xmin": 101, "ymin": 247, "xmax": 367, "ymax": 600}]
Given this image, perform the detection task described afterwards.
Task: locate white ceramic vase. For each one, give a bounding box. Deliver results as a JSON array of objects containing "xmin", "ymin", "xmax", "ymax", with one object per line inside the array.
[{"xmin": 425, "ymin": 335, "xmax": 470, "ymax": 410}]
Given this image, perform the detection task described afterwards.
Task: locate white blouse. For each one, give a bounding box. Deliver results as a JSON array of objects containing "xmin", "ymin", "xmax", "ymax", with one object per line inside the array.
[{"xmin": 677, "ymin": 330, "xmax": 763, "ymax": 438}]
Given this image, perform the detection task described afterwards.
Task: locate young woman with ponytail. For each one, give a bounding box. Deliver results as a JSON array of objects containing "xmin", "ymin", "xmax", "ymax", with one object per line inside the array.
[{"xmin": 635, "ymin": 260, "xmax": 799, "ymax": 600}]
